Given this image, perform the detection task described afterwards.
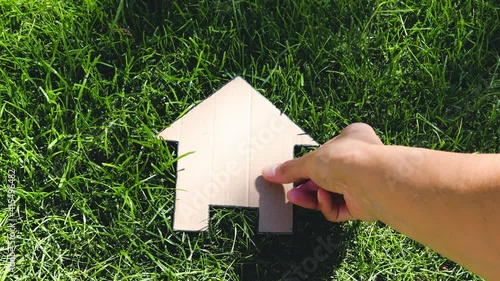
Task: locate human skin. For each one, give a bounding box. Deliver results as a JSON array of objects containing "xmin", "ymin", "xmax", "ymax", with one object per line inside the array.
[{"xmin": 262, "ymin": 123, "xmax": 500, "ymax": 280}]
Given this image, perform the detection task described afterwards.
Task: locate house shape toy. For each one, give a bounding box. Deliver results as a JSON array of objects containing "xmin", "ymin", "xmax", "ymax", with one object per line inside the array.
[{"xmin": 159, "ymin": 77, "xmax": 318, "ymax": 233}]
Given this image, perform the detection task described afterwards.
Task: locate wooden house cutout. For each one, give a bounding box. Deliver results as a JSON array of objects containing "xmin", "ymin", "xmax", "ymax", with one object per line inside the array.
[{"xmin": 159, "ymin": 77, "xmax": 317, "ymax": 233}]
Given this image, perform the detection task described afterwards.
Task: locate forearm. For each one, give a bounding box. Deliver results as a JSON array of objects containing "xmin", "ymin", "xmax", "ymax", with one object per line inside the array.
[{"xmin": 369, "ymin": 145, "xmax": 500, "ymax": 279}]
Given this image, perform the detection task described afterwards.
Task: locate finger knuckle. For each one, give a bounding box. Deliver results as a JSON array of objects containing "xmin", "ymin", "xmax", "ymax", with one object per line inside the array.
[
  {"xmin": 277, "ymin": 160, "xmax": 294, "ymax": 175},
  {"xmin": 343, "ymin": 123, "xmax": 373, "ymax": 134},
  {"xmin": 323, "ymin": 210, "xmax": 338, "ymax": 222}
]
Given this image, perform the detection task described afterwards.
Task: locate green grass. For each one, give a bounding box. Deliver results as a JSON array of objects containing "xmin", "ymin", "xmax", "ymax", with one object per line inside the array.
[{"xmin": 1, "ymin": 0, "xmax": 499, "ymax": 280}]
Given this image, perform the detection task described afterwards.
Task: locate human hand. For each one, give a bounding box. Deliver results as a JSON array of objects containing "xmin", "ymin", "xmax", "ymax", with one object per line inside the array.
[
  {"xmin": 263, "ymin": 123, "xmax": 500, "ymax": 280},
  {"xmin": 262, "ymin": 123, "xmax": 384, "ymax": 222}
]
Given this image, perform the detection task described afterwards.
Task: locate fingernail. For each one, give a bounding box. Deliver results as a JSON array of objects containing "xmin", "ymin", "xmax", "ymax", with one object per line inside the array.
[
  {"xmin": 317, "ymin": 189, "xmax": 322, "ymax": 203},
  {"xmin": 262, "ymin": 164, "xmax": 279, "ymax": 178}
]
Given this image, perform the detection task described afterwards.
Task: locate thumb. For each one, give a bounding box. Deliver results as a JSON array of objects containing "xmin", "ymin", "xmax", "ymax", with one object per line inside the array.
[{"xmin": 262, "ymin": 155, "xmax": 311, "ymax": 184}]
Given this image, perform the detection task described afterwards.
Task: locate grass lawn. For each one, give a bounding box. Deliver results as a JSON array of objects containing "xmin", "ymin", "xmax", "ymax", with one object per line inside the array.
[{"xmin": 1, "ymin": 0, "xmax": 499, "ymax": 280}]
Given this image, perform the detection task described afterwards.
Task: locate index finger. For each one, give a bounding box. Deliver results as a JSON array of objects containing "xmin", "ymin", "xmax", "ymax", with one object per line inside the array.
[{"xmin": 261, "ymin": 153, "xmax": 312, "ymax": 184}]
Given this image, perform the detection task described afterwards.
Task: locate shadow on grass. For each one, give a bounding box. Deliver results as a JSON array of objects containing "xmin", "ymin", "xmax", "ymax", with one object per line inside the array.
[{"xmin": 207, "ymin": 206, "xmax": 353, "ymax": 281}]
